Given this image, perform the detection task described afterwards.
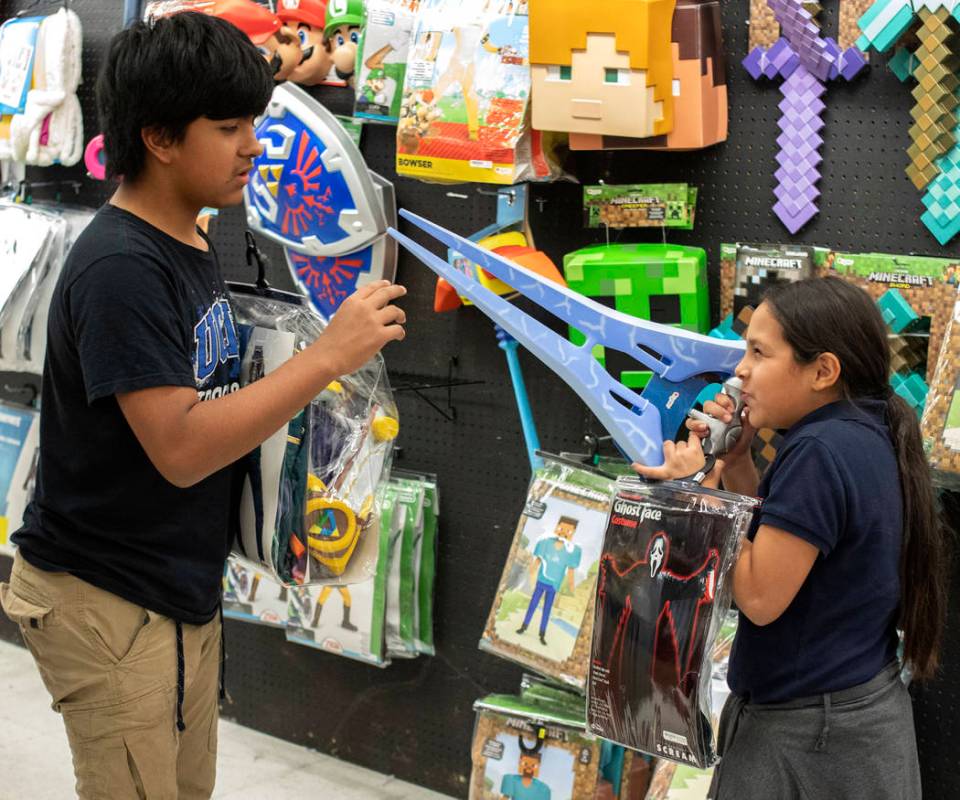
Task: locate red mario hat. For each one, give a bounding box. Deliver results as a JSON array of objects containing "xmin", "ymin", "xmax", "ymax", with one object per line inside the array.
[
  {"xmin": 210, "ymin": 0, "xmax": 281, "ymax": 44},
  {"xmin": 276, "ymin": 0, "xmax": 328, "ymax": 29}
]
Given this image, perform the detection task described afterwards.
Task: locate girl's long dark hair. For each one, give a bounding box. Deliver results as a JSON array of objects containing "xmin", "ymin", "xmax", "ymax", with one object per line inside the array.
[{"xmin": 764, "ymin": 276, "xmax": 949, "ymax": 679}]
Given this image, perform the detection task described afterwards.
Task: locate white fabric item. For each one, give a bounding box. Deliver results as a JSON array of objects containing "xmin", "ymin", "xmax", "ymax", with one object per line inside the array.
[{"xmin": 8, "ymin": 9, "xmax": 83, "ymax": 167}]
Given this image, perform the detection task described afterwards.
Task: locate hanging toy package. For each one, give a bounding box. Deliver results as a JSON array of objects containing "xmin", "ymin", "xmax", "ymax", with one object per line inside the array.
[
  {"xmin": 587, "ymin": 478, "xmax": 756, "ymax": 769},
  {"xmin": 395, "ymin": 0, "xmax": 560, "ymax": 185},
  {"xmin": 222, "ymin": 555, "xmax": 290, "ymax": 628},
  {"xmin": 480, "ymin": 455, "xmax": 617, "ymax": 690},
  {"xmin": 228, "ymin": 286, "xmax": 399, "ymax": 587},
  {"xmin": 285, "ymin": 484, "xmax": 396, "ymax": 666}
]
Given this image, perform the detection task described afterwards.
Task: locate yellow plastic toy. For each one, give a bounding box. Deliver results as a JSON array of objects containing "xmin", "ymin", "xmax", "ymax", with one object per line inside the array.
[{"xmin": 528, "ymin": 0, "xmax": 676, "ymax": 139}]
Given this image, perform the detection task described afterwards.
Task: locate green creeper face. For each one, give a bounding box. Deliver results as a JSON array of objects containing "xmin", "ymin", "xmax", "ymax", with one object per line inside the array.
[{"xmin": 563, "ymin": 244, "xmax": 709, "ymax": 389}]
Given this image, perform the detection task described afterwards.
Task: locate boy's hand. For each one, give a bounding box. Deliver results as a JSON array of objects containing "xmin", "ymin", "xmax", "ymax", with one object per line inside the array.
[
  {"xmin": 631, "ymin": 433, "xmax": 709, "ymax": 482},
  {"xmin": 313, "ymin": 281, "xmax": 407, "ymax": 376},
  {"xmin": 686, "ymin": 392, "xmax": 756, "ymax": 465}
]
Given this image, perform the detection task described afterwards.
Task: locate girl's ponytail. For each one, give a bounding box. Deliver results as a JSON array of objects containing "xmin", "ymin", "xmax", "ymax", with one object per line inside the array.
[
  {"xmin": 764, "ymin": 277, "xmax": 950, "ymax": 679},
  {"xmin": 885, "ymin": 391, "xmax": 949, "ymax": 679}
]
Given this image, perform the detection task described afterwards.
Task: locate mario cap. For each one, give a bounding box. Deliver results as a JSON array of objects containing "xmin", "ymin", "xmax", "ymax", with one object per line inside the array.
[
  {"xmin": 277, "ymin": 0, "xmax": 328, "ymax": 29},
  {"xmin": 210, "ymin": 0, "xmax": 280, "ymax": 45}
]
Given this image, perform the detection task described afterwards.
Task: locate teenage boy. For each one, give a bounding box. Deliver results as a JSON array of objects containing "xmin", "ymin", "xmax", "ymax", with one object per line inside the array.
[{"xmin": 0, "ymin": 14, "xmax": 405, "ymax": 800}]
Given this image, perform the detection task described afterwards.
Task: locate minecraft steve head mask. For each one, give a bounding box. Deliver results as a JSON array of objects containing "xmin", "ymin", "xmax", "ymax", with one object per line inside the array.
[{"xmin": 528, "ymin": 0, "xmax": 676, "ymax": 139}]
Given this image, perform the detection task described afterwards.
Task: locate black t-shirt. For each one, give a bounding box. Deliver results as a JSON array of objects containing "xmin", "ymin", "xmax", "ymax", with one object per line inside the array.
[
  {"xmin": 727, "ymin": 399, "xmax": 902, "ymax": 703},
  {"xmin": 13, "ymin": 205, "xmax": 242, "ymax": 624}
]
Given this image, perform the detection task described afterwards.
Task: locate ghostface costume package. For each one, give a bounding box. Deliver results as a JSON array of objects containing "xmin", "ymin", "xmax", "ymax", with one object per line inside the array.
[{"xmin": 588, "ymin": 478, "xmax": 756, "ymax": 768}]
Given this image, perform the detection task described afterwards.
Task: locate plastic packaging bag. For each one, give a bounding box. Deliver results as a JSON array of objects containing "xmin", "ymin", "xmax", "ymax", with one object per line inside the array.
[
  {"xmin": 587, "ymin": 478, "xmax": 757, "ymax": 768},
  {"xmin": 480, "ymin": 454, "xmax": 617, "ymax": 689},
  {"xmin": 228, "ymin": 286, "xmax": 398, "ymax": 586},
  {"xmin": 384, "ymin": 479, "xmax": 423, "ymax": 658},
  {"xmin": 285, "ymin": 487, "xmax": 396, "ymax": 666},
  {"xmin": 470, "ymin": 681, "xmax": 602, "ymax": 800}
]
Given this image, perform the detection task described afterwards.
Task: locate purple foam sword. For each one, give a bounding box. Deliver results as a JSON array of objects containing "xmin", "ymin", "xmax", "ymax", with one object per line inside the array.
[
  {"xmin": 389, "ymin": 211, "xmax": 745, "ymax": 467},
  {"xmin": 743, "ymin": 0, "xmax": 867, "ymax": 233}
]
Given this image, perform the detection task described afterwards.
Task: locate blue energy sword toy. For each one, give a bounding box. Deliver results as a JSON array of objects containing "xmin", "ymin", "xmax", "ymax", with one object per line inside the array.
[{"xmin": 389, "ymin": 211, "xmax": 746, "ymax": 466}]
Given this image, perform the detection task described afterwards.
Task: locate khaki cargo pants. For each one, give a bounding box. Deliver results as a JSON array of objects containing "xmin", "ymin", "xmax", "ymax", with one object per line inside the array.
[{"xmin": 0, "ymin": 551, "xmax": 221, "ymax": 799}]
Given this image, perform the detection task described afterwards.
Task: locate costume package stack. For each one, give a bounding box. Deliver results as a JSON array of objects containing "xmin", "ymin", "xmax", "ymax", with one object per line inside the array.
[
  {"xmin": 228, "ymin": 286, "xmax": 399, "ymax": 592},
  {"xmin": 480, "ymin": 455, "xmax": 617, "ymax": 690},
  {"xmin": 0, "ymin": 203, "xmax": 93, "ymax": 558},
  {"xmin": 470, "ymin": 682, "xmax": 602, "ymax": 800},
  {"xmin": 471, "ymin": 677, "xmax": 655, "ymax": 800},
  {"xmin": 588, "ymin": 478, "xmax": 756, "ymax": 768}
]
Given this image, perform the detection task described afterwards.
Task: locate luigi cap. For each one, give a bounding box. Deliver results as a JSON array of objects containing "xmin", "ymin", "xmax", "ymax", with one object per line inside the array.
[
  {"xmin": 323, "ymin": 0, "xmax": 362, "ymax": 39},
  {"xmin": 367, "ymin": 67, "xmax": 385, "ymax": 80},
  {"xmin": 277, "ymin": 0, "xmax": 328, "ymax": 30}
]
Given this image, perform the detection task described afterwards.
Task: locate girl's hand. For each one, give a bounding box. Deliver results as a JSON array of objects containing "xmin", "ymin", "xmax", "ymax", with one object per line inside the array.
[
  {"xmin": 686, "ymin": 392, "xmax": 756, "ymax": 465},
  {"xmin": 631, "ymin": 432, "xmax": 709, "ymax": 482}
]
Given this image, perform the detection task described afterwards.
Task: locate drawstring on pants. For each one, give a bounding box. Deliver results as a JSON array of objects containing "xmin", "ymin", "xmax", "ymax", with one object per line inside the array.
[
  {"xmin": 175, "ymin": 621, "xmax": 185, "ymax": 732},
  {"xmin": 218, "ymin": 602, "xmax": 226, "ymax": 701},
  {"xmin": 814, "ymin": 693, "xmax": 831, "ymax": 752}
]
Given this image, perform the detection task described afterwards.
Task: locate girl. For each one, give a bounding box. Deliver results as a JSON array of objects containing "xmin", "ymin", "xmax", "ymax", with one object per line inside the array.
[{"xmin": 634, "ymin": 277, "xmax": 949, "ymax": 800}]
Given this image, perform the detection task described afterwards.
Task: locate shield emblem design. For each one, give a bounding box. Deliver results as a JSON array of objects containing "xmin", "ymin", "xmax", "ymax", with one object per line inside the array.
[
  {"xmin": 244, "ymin": 82, "xmax": 386, "ymax": 256},
  {"xmin": 284, "ymin": 167, "xmax": 397, "ymax": 319}
]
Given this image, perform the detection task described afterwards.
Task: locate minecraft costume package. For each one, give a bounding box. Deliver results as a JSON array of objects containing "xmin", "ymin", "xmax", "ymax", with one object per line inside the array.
[
  {"xmin": 469, "ymin": 691, "xmax": 601, "ymax": 800},
  {"xmin": 480, "ymin": 455, "xmax": 617, "ymax": 690},
  {"xmin": 588, "ymin": 478, "xmax": 756, "ymax": 768}
]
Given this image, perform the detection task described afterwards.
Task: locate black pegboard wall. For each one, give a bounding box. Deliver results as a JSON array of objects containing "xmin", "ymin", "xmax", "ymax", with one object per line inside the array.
[{"xmin": 0, "ymin": 0, "xmax": 958, "ymax": 797}]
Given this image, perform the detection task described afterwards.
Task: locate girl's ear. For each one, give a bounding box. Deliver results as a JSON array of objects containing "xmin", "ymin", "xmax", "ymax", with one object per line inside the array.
[{"xmin": 812, "ymin": 351, "xmax": 841, "ymax": 392}]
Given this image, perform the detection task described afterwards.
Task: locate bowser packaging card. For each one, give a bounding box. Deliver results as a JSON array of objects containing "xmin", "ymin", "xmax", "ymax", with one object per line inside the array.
[{"xmin": 587, "ymin": 478, "xmax": 755, "ymax": 769}]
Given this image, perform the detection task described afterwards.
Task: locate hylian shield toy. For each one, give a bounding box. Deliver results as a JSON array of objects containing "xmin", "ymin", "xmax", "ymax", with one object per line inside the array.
[{"xmin": 244, "ymin": 82, "xmax": 397, "ymax": 319}]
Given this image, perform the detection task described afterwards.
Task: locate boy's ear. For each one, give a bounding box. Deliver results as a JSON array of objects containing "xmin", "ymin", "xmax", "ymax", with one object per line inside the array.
[
  {"xmin": 812, "ymin": 351, "xmax": 841, "ymax": 391},
  {"xmin": 141, "ymin": 126, "xmax": 178, "ymax": 166}
]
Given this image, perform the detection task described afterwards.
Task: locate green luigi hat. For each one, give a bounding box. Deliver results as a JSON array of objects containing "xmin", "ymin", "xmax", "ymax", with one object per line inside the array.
[
  {"xmin": 324, "ymin": 0, "xmax": 363, "ymax": 39},
  {"xmin": 367, "ymin": 67, "xmax": 386, "ymax": 80}
]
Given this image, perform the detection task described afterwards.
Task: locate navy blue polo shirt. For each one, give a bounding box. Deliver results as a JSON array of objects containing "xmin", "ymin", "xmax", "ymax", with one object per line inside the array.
[{"xmin": 727, "ymin": 399, "xmax": 902, "ymax": 703}]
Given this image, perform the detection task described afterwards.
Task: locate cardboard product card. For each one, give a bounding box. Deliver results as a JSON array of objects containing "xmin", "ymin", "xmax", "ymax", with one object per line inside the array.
[
  {"xmin": 718, "ymin": 243, "xmax": 827, "ymax": 321},
  {"xmin": 923, "ymin": 292, "xmax": 960, "ymax": 486},
  {"xmin": 355, "ymin": 0, "xmax": 420, "ymax": 122},
  {"xmin": 470, "ymin": 710, "xmax": 601, "ymax": 800},
  {"xmin": 583, "ymin": 184, "xmax": 697, "ymax": 230},
  {"xmin": 480, "ymin": 456, "xmax": 617, "ymax": 690},
  {"xmin": 0, "ymin": 403, "xmax": 38, "ymax": 557},
  {"xmin": 222, "ymin": 555, "xmax": 290, "ymax": 628},
  {"xmin": 284, "ymin": 500, "xmax": 392, "ymax": 666},
  {"xmin": 397, "ymin": 0, "xmax": 542, "ymax": 184},
  {"xmin": 828, "ymin": 252, "xmax": 960, "ymax": 385}
]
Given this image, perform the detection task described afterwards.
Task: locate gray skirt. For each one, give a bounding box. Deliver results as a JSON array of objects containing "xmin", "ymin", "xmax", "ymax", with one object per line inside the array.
[{"xmin": 708, "ymin": 663, "xmax": 921, "ymax": 800}]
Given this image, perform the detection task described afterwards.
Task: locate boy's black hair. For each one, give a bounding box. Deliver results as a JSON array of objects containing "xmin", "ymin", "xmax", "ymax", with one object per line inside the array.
[{"xmin": 96, "ymin": 13, "xmax": 274, "ymax": 181}]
